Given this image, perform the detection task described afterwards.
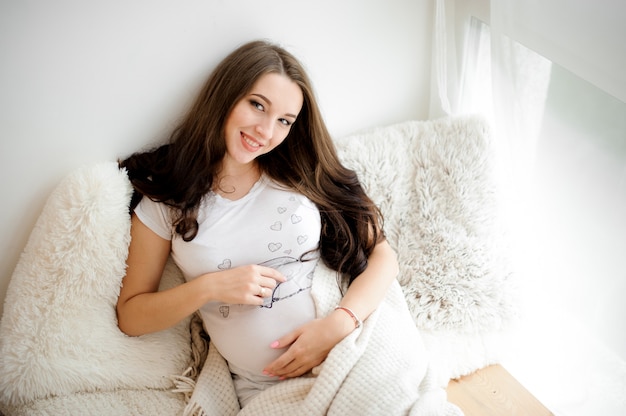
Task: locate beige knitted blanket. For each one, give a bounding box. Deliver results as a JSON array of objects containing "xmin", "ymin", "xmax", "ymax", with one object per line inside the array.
[{"xmin": 182, "ymin": 262, "xmax": 463, "ymax": 416}]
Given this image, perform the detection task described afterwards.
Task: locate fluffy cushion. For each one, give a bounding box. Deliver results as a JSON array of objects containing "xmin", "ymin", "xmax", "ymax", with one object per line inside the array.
[
  {"xmin": 335, "ymin": 116, "xmax": 515, "ymax": 332},
  {"xmin": 335, "ymin": 116, "xmax": 516, "ymax": 378},
  {"xmin": 0, "ymin": 163, "xmax": 191, "ymax": 408}
]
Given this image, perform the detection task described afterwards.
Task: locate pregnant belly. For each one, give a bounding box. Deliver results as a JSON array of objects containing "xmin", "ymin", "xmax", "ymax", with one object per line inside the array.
[{"xmin": 200, "ymin": 291, "xmax": 316, "ymax": 377}]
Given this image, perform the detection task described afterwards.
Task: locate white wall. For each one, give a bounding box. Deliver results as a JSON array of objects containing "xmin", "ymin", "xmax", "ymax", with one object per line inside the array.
[{"xmin": 0, "ymin": 0, "xmax": 434, "ymax": 316}]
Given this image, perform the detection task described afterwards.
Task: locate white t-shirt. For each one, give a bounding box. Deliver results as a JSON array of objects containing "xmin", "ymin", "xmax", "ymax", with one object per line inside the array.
[{"xmin": 134, "ymin": 175, "xmax": 321, "ymax": 404}]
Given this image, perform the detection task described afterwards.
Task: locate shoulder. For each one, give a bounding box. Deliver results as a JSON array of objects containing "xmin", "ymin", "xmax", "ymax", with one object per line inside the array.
[{"xmin": 134, "ymin": 197, "xmax": 175, "ymax": 240}]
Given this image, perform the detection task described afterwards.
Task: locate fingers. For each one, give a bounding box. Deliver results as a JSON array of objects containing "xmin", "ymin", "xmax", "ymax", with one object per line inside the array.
[
  {"xmin": 262, "ymin": 318, "xmax": 341, "ymax": 380},
  {"xmin": 208, "ymin": 264, "xmax": 285, "ymax": 306},
  {"xmin": 264, "ymin": 353, "xmax": 318, "ymax": 379},
  {"xmin": 279, "ymin": 364, "xmax": 311, "ymax": 379},
  {"xmin": 271, "ymin": 331, "xmax": 299, "ymax": 349},
  {"xmin": 253, "ymin": 266, "xmax": 285, "ymax": 300},
  {"xmin": 263, "ymin": 331, "xmax": 301, "ymax": 377},
  {"xmin": 256, "ymin": 265, "xmax": 287, "ymax": 283},
  {"xmin": 263, "ymin": 353, "xmax": 295, "ymax": 379},
  {"xmin": 254, "ymin": 280, "xmax": 278, "ymax": 300},
  {"xmin": 256, "ymin": 285, "xmax": 271, "ymax": 299},
  {"xmin": 257, "ymin": 277, "xmax": 278, "ymax": 293},
  {"xmin": 239, "ymin": 282, "xmax": 268, "ymax": 306}
]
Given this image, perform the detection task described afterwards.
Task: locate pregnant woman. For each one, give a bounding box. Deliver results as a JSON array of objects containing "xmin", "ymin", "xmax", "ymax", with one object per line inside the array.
[{"xmin": 115, "ymin": 40, "xmax": 398, "ymax": 408}]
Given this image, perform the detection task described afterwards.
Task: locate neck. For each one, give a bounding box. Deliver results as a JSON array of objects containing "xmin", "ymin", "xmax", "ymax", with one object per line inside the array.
[{"xmin": 214, "ymin": 162, "xmax": 261, "ymax": 200}]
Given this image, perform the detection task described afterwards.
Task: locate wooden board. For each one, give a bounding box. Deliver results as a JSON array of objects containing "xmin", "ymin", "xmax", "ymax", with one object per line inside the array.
[{"xmin": 446, "ymin": 364, "xmax": 554, "ymax": 416}]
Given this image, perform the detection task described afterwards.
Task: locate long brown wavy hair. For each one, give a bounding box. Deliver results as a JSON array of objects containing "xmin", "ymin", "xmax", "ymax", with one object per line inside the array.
[{"xmin": 120, "ymin": 40, "xmax": 384, "ymax": 285}]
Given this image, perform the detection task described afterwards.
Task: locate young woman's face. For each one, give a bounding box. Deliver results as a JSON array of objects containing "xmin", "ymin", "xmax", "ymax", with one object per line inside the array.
[{"xmin": 223, "ymin": 72, "xmax": 304, "ymax": 169}]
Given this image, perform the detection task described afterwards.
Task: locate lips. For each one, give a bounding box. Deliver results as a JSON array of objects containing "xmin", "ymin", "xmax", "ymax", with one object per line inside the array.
[{"xmin": 241, "ymin": 132, "xmax": 263, "ymax": 152}]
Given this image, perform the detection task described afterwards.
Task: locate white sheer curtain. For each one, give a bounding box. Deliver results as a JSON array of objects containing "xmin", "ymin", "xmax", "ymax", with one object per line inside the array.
[{"xmin": 430, "ymin": 0, "xmax": 552, "ymax": 241}]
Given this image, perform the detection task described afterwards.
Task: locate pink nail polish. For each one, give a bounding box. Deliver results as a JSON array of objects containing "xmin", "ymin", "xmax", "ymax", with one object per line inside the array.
[{"xmin": 270, "ymin": 340, "xmax": 280, "ymax": 348}]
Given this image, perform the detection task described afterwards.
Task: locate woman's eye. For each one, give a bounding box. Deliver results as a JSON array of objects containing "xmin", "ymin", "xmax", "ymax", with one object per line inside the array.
[
  {"xmin": 279, "ymin": 118, "xmax": 292, "ymax": 127},
  {"xmin": 251, "ymin": 100, "xmax": 264, "ymax": 111}
]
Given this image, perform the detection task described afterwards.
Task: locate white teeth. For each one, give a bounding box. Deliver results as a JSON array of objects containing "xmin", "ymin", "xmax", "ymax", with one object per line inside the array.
[{"xmin": 244, "ymin": 136, "xmax": 260, "ymax": 148}]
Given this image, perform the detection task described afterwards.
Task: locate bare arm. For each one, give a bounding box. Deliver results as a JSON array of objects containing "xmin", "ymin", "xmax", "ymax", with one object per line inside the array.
[
  {"xmin": 332, "ymin": 239, "xmax": 399, "ymax": 325},
  {"xmin": 116, "ymin": 214, "xmax": 285, "ymax": 336}
]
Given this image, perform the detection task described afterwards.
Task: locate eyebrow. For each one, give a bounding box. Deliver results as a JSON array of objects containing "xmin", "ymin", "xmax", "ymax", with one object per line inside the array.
[{"xmin": 251, "ymin": 93, "xmax": 298, "ymax": 119}]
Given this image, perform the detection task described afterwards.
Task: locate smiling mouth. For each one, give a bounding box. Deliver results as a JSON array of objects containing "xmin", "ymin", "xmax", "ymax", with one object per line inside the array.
[{"xmin": 242, "ymin": 133, "xmax": 262, "ymax": 150}]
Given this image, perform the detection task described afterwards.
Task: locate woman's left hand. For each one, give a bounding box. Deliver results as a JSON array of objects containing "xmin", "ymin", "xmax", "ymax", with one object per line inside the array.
[
  {"xmin": 262, "ymin": 310, "xmax": 355, "ymax": 379},
  {"xmin": 264, "ymin": 241, "xmax": 398, "ymax": 379}
]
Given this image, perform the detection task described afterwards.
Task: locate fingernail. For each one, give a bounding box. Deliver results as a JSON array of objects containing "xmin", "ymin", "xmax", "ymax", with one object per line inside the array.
[
  {"xmin": 270, "ymin": 340, "xmax": 280, "ymax": 348},
  {"xmin": 262, "ymin": 370, "xmax": 269, "ymax": 375}
]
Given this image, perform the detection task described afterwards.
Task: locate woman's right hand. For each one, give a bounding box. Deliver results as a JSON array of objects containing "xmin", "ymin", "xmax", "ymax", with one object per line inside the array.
[{"xmin": 203, "ymin": 265, "xmax": 286, "ymax": 306}]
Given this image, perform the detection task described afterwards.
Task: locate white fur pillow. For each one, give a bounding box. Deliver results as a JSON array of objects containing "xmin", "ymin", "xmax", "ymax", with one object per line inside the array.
[
  {"xmin": 335, "ymin": 116, "xmax": 516, "ymax": 334},
  {"xmin": 0, "ymin": 162, "xmax": 191, "ymax": 407},
  {"xmin": 335, "ymin": 116, "xmax": 516, "ymax": 380}
]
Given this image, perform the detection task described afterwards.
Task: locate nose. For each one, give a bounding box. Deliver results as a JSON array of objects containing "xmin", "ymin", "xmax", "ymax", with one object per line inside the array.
[{"xmin": 255, "ymin": 118, "xmax": 274, "ymax": 140}]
